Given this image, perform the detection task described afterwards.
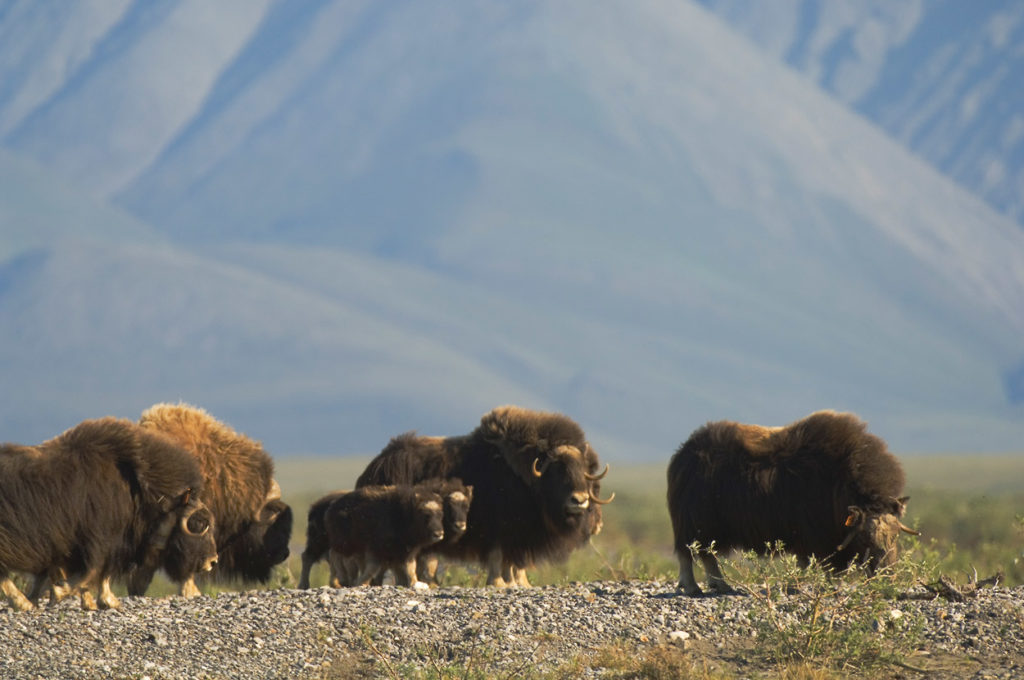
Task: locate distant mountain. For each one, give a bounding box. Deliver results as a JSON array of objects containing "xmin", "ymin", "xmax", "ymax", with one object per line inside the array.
[
  {"xmin": 695, "ymin": 0, "xmax": 1024, "ymax": 226},
  {"xmin": 0, "ymin": 1, "xmax": 1021, "ymax": 456}
]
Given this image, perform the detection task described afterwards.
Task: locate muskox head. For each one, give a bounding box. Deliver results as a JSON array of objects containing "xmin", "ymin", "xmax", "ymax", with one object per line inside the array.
[
  {"xmin": 441, "ymin": 484, "xmax": 473, "ymax": 545},
  {"xmin": 216, "ymin": 480, "xmax": 294, "ymax": 582},
  {"xmin": 529, "ymin": 443, "xmax": 615, "ymax": 530},
  {"xmin": 413, "ymin": 491, "xmax": 446, "ymax": 545},
  {"xmin": 836, "ymin": 496, "xmax": 918, "ymax": 573},
  {"xmin": 162, "ymin": 490, "xmax": 219, "ymax": 583}
]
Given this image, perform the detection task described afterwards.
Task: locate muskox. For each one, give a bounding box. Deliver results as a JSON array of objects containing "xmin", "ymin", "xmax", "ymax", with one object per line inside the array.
[
  {"xmin": 129, "ymin": 403, "xmax": 293, "ymax": 597},
  {"xmin": 324, "ymin": 485, "xmax": 446, "ymax": 588},
  {"xmin": 0, "ymin": 418, "xmax": 218, "ymax": 611},
  {"xmin": 355, "ymin": 406, "xmax": 614, "ymax": 586},
  {"xmin": 667, "ymin": 410, "xmax": 919, "ymax": 596},
  {"xmin": 298, "ymin": 479, "xmax": 473, "ymax": 589},
  {"xmin": 298, "ymin": 490, "xmax": 347, "ymax": 589}
]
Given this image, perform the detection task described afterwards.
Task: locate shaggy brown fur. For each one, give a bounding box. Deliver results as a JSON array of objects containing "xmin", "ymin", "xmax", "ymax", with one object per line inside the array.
[
  {"xmin": 667, "ymin": 410, "xmax": 914, "ymax": 596},
  {"xmin": 298, "ymin": 490, "xmax": 348, "ymax": 589},
  {"xmin": 0, "ymin": 418, "xmax": 217, "ymax": 611},
  {"xmin": 298, "ymin": 479, "xmax": 473, "ymax": 588},
  {"xmin": 324, "ymin": 485, "xmax": 445, "ymax": 587},
  {"xmin": 355, "ymin": 406, "xmax": 613, "ymax": 586},
  {"xmin": 131, "ymin": 403, "xmax": 292, "ymax": 596}
]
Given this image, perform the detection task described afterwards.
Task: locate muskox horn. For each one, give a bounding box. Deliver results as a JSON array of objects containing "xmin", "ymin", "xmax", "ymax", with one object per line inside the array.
[
  {"xmin": 898, "ymin": 521, "xmax": 920, "ymax": 536},
  {"xmin": 532, "ymin": 457, "xmax": 548, "ymax": 478},
  {"xmin": 265, "ymin": 479, "xmax": 282, "ymax": 503},
  {"xmin": 584, "ymin": 464, "xmax": 609, "ymax": 481},
  {"xmin": 588, "ymin": 489, "xmax": 615, "ymax": 505},
  {"xmin": 180, "ymin": 508, "xmax": 211, "ymax": 537}
]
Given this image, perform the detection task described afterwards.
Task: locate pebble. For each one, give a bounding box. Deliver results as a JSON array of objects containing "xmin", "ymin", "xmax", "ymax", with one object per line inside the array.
[{"xmin": 0, "ymin": 581, "xmax": 1021, "ymax": 678}]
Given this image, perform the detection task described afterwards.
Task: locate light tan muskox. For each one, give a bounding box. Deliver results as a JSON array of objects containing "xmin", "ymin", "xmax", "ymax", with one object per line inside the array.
[{"xmin": 129, "ymin": 403, "xmax": 293, "ymax": 596}]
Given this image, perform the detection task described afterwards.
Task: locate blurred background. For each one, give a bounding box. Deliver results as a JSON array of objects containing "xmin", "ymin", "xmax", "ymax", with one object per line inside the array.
[{"xmin": 1, "ymin": 0, "xmax": 1022, "ymax": 460}]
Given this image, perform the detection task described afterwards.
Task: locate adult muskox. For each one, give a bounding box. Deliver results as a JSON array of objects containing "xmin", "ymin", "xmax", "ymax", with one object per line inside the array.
[
  {"xmin": 355, "ymin": 406, "xmax": 614, "ymax": 586},
  {"xmin": 0, "ymin": 418, "xmax": 218, "ymax": 611},
  {"xmin": 667, "ymin": 410, "xmax": 919, "ymax": 596},
  {"xmin": 130, "ymin": 403, "xmax": 293, "ymax": 597}
]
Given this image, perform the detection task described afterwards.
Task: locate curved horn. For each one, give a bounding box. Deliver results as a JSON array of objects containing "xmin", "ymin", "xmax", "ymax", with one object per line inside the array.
[
  {"xmin": 265, "ymin": 479, "xmax": 281, "ymax": 502},
  {"xmin": 588, "ymin": 489, "xmax": 615, "ymax": 505},
  {"xmin": 898, "ymin": 521, "xmax": 920, "ymax": 536},
  {"xmin": 584, "ymin": 463, "xmax": 609, "ymax": 481},
  {"xmin": 180, "ymin": 508, "xmax": 211, "ymax": 537},
  {"xmin": 531, "ymin": 457, "xmax": 545, "ymax": 478}
]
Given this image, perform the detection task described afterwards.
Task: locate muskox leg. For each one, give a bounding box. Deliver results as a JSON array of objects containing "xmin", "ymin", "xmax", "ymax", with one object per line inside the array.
[
  {"xmin": 675, "ymin": 551, "xmax": 703, "ymax": 596},
  {"xmin": 484, "ymin": 548, "xmax": 508, "ymax": 587},
  {"xmin": 698, "ymin": 551, "xmax": 735, "ymax": 595},
  {"xmin": 298, "ymin": 551, "xmax": 317, "ymax": 589},
  {"xmin": 328, "ymin": 549, "xmax": 360, "ymax": 587},
  {"xmin": 0, "ymin": 577, "xmax": 35, "ymax": 612},
  {"xmin": 394, "ymin": 556, "xmax": 429, "ymax": 590},
  {"xmin": 351, "ymin": 554, "xmax": 383, "ymax": 587},
  {"xmin": 126, "ymin": 563, "xmax": 158, "ymax": 597},
  {"xmin": 36, "ymin": 567, "xmax": 71, "ymax": 606},
  {"xmin": 68, "ymin": 568, "xmax": 103, "ymax": 611},
  {"xmin": 499, "ymin": 562, "xmax": 530, "ymax": 588},
  {"xmin": 26, "ymin": 573, "xmax": 49, "ymax": 605},
  {"xmin": 416, "ymin": 555, "xmax": 439, "ymax": 586},
  {"xmin": 179, "ymin": 576, "xmax": 202, "ymax": 599},
  {"xmin": 97, "ymin": 576, "xmax": 121, "ymax": 610}
]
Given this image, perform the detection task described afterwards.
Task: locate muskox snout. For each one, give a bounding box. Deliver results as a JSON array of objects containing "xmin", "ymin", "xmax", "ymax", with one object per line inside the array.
[
  {"xmin": 203, "ymin": 555, "xmax": 218, "ymax": 573},
  {"xmin": 566, "ymin": 492, "xmax": 590, "ymax": 514},
  {"xmin": 432, "ymin": 529, "xmax": 445, "ymax": 542},
  {"xmin": 454, "ymin": 521, "xmax": 467, "ymax": 533}
]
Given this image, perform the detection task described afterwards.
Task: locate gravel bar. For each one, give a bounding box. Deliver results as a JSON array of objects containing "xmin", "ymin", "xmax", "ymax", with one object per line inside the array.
[{"xmin": 2, "ymin": 581, "xmax": 1022, "ymax": 679}]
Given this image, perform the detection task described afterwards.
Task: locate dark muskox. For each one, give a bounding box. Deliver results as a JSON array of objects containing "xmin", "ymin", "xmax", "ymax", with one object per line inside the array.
[
  {"xmin": 324, "ymin": 485, "xmax": 445, "ymax": 588},
  {"xmin": 355, "ymin": 406, "xmax": 614, "ymax": 586},
  {"xmin": 129, "ymin": 403, "xmax": 293, "ymax": 597},
  {"xmin": 298, "ymin": 490, "xmax": 347, "ymax": 589},
  {"xmin": 298, "ymin": 479, "xmax": 473, "ymax": 589},
  {"xmin": 0, "ymin": 418, "xmax": 217, "ymax": 611},
  {"xmin": 667, "ymin": 410, "xmax": 919, "ymax": 596}
]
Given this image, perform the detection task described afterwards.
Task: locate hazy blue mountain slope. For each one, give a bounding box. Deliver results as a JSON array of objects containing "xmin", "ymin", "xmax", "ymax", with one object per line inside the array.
[
  {"xmin": 0, "ymin": 240, "xmax": 542, "ymax": 453},
  {"xmin": 2, "ymin": 0, "xmax": 271, "ymax": 196},
  {"xmin": 0, "ymin": 1, "xmax": 1021, "ymax": 455},
  {"xmin": 696, "ymin": 0, "xmax": 1024, "ymax": 225},
  {"xmin": 0, "ymin": 148, "xmax": 164, "ymax": 260}
]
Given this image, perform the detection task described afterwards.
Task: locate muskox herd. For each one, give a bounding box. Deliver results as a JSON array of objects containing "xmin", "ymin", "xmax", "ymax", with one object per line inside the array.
[{"xmin": 0, "ymin": 403, "xmax": 918, "ymax": 611}]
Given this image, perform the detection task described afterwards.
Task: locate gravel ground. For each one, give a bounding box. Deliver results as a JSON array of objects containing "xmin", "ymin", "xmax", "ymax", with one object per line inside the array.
[{"xmin": 2, "ymin": 581, "xmax": 1022, "ymax": 679}]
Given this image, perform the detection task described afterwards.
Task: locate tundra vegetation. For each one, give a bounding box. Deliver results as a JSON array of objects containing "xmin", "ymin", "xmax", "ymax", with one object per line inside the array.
[{"xmin": 97, "ymin": 454, "xmax": 1023, "ymax": 678}]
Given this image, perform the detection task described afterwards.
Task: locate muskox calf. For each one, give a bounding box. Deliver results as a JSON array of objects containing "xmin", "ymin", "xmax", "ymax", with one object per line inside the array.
[
  {"xmin": 355, "ymin": 406, "xmax": 613, "ymax": 587},
  {"xmin": 298, "ymin": 479, "xmax": 472, "ymax": 589},
  {"xmin": 667, "ymin": 410, "xmax": 919, "ymax": 596},
  {"xmin": 298, "ymin": 490, "xmax": 348, "ymax": 589},
  {"xmin": 130, "ymin": 404, "xmax": 293, "ymax": 597},
  {"xmin": 0, "ymin": 418, "xmax": 218, "ymax": 611},
  {"xmin": 324, "ymin": 485, "xmax": 445, "ymax": 588},
  {"xmin": 414, "ymin": 479, "xmax": 473, "ymax": 586}
]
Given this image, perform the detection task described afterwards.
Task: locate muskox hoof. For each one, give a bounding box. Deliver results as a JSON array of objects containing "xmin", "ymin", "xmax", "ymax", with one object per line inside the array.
[
  {"xmin": 98, "ymin": 593, "xmax": 121, "ymax": 610},
  {"xmin": 80, "ymin": 592, "xmax": 98, "ymax": 611},
  {"xmin": 676, "ymin": 583, "xmax": 704, "ymax": 597}
]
